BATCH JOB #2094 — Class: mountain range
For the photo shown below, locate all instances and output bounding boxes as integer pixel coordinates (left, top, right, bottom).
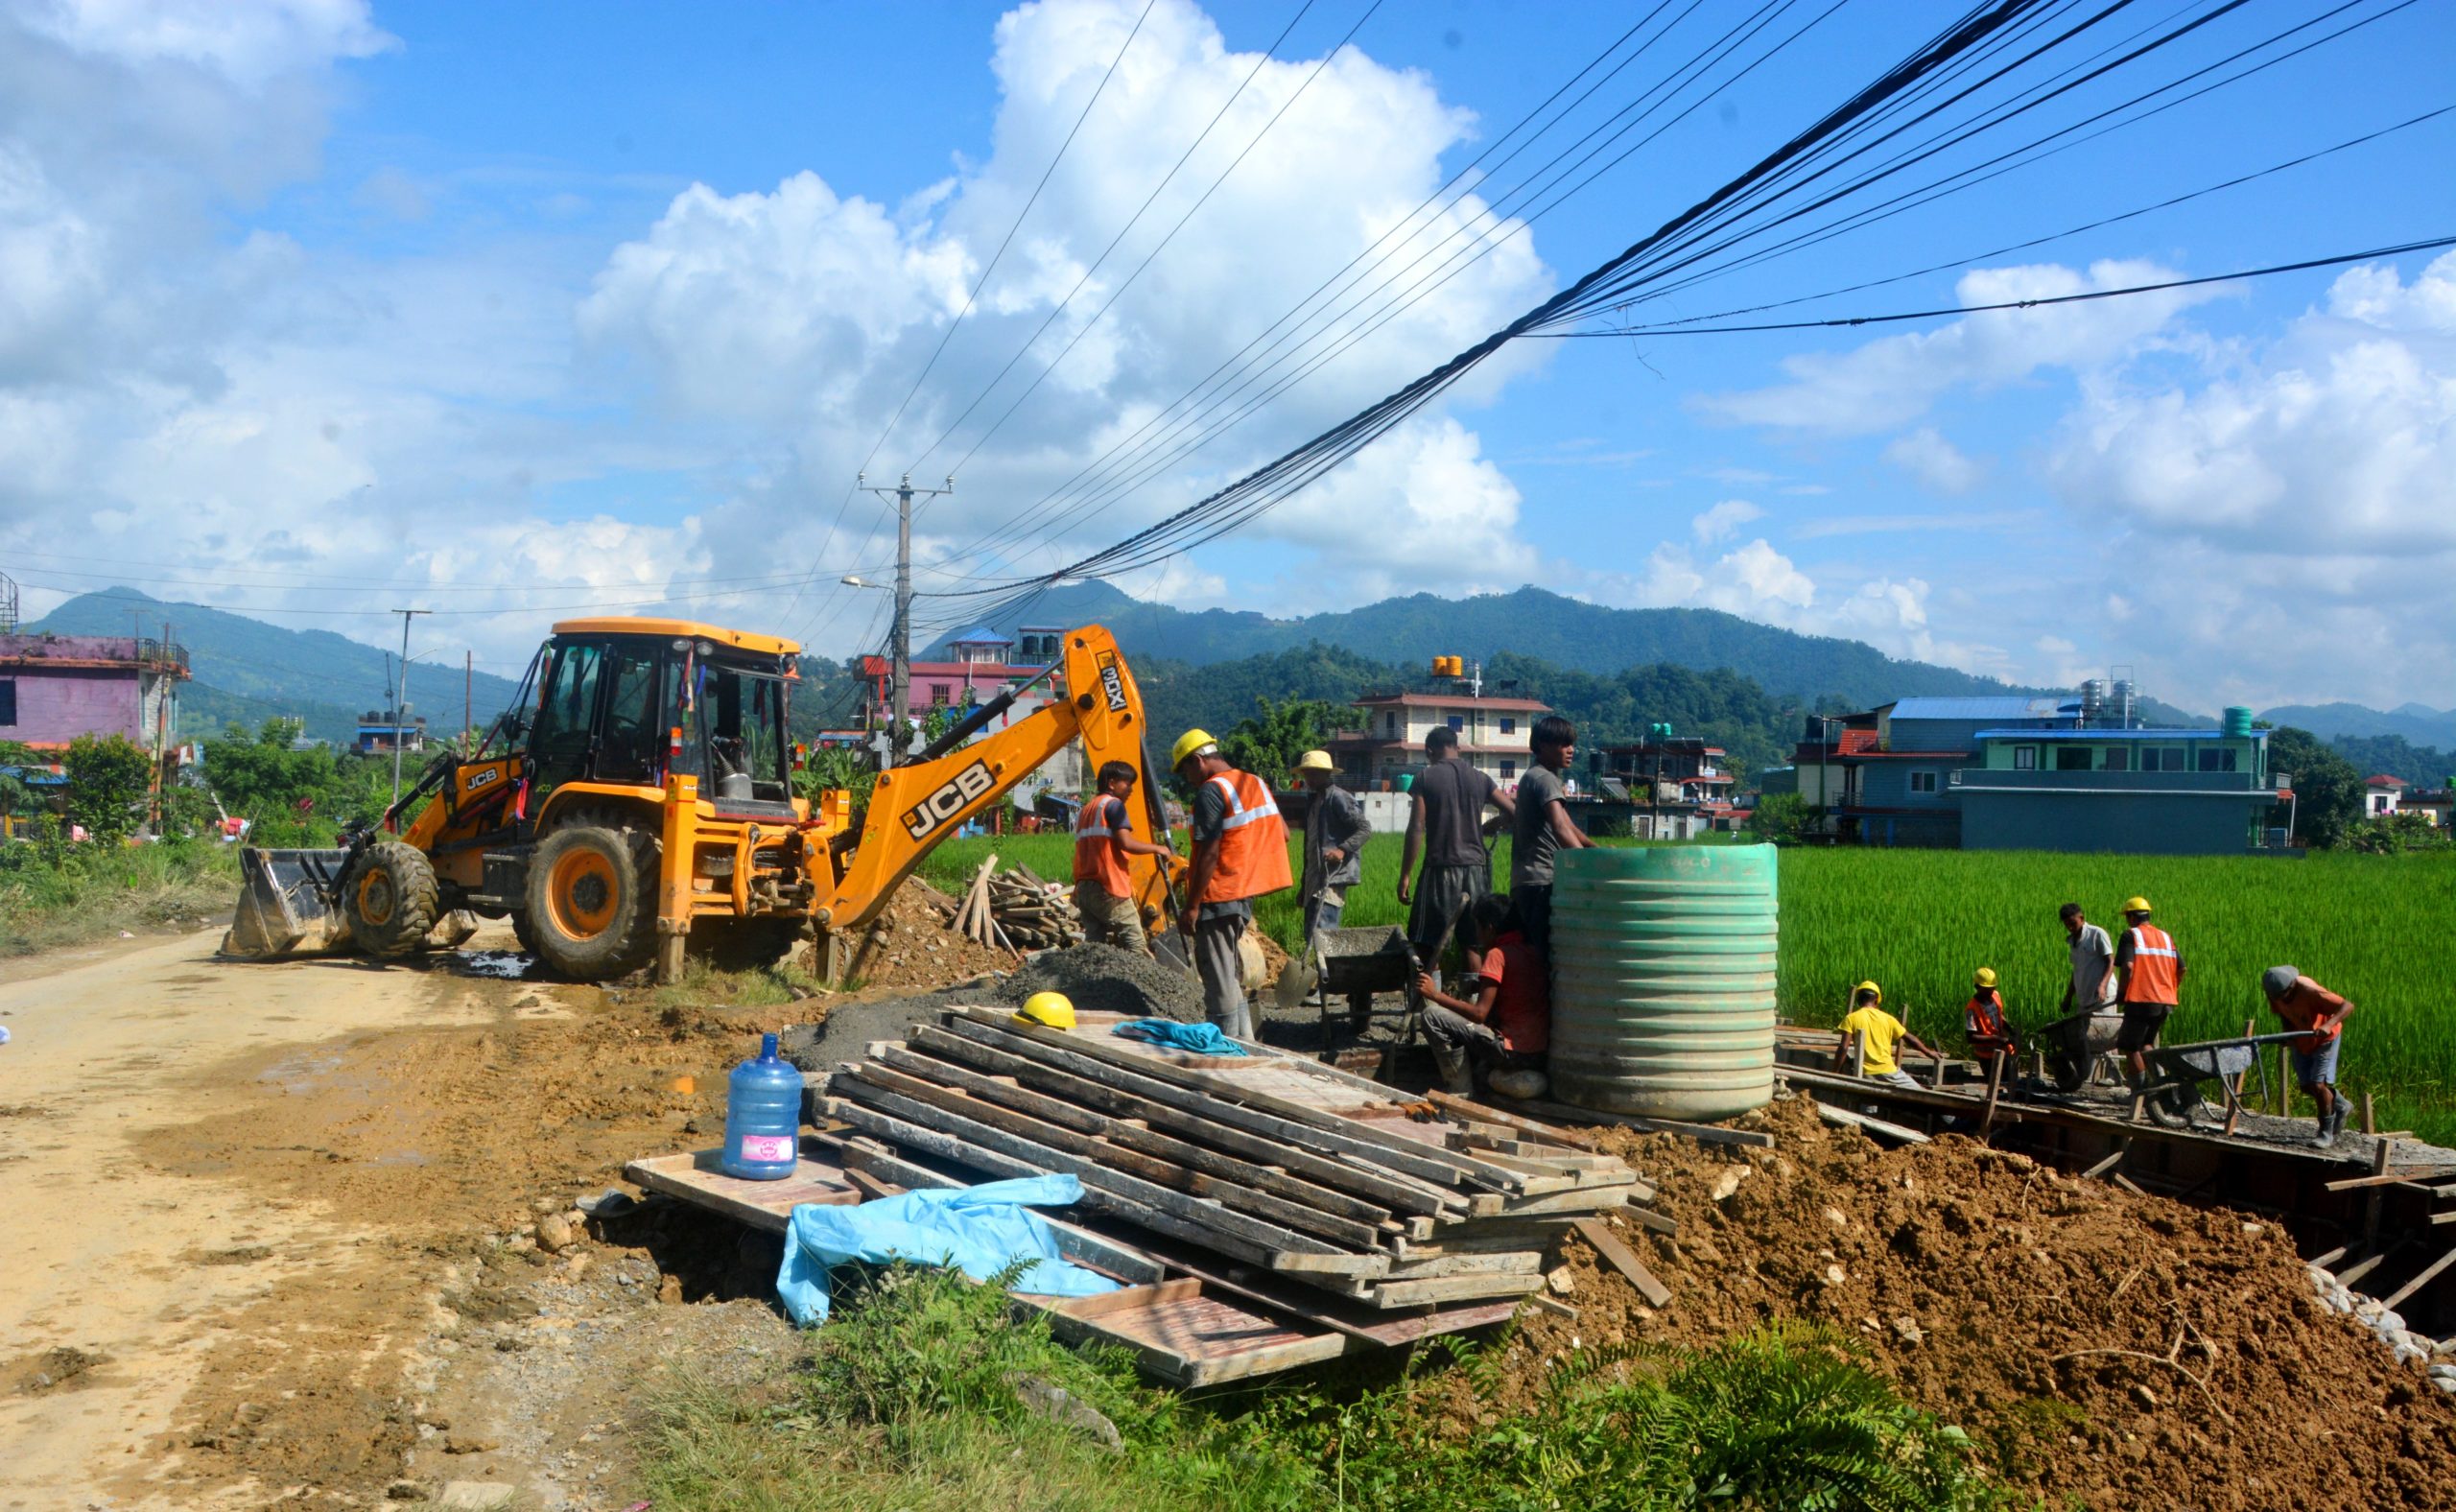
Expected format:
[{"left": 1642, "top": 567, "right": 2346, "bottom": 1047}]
[
  {"left": 2255, "top": 701, "right": 2456, "bottom": 749},
  {"left": 28, "top": 588, "right": 526, "bottom": 746}
]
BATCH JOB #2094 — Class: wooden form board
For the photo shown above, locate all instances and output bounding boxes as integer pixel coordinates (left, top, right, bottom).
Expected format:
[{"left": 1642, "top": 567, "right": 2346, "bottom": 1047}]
[{"left": 624, "top": 1140, "right": 1523, "bottom": 1387}]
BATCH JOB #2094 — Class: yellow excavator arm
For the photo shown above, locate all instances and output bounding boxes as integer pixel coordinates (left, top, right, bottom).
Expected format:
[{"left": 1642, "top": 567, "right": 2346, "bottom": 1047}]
[{"left": 809, "top": 623, "right": 1178, "bottom": 944}]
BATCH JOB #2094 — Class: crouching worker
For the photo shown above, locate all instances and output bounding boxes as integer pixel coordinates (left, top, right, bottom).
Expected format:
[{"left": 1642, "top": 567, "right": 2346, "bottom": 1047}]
[
  {"left": 1414, "top": 894, "right": 1548, "bottom": 1098},
  {"left": 1834, "top": 981, "right": 1941, "bottom": 1092},
  {"left": 1072, "top": 761, "right": 1175, "bottom": 955},
  {"left": 2263, "top": 965, "right": 2357, "bottom": 1149},
  {"left": 1965, "top": 967, "right": 2019, "bottom": 1077}
]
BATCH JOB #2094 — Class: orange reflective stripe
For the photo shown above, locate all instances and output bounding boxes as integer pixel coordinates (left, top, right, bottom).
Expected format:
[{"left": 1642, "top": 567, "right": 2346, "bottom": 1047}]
[{"left": 1196, "top": 769, "right": 1292, "bottom": 904}]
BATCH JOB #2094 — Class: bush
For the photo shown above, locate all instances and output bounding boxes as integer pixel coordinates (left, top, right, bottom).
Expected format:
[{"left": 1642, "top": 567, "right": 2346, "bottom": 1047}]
[
  {"left": 1750, "top": 791, "right": 1810, "bottom": 845},
  {"left": 62, "top": 733, "right": 155, "bottom": 844}
]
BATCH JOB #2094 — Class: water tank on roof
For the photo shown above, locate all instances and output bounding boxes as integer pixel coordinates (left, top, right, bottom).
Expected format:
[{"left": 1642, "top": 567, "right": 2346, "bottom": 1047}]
[
  {"left": 2112, "top": 679, "right": 2136, "bottom": 727},
  {"left": 2081, "top": 679, "right": 2104, "bottom": 724},
  {"left": 2221, "top": 705, "right": 2254, "bottom": 739},
  {"left": 1547, "top": 844, "right": 1778, "bottom": 1123}
]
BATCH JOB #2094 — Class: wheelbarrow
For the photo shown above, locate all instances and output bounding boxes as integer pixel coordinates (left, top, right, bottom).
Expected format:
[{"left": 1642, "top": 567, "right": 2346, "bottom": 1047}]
[
  {"left": 1277, "top": 925, "right": 1422, "bottom": 1061},
  {"left": 2035, "top": 1006, "right": 2127, "bottom": 1094},
  {"left": 2136, "top": 1029, "right": 2305, "bottom": 1129}
]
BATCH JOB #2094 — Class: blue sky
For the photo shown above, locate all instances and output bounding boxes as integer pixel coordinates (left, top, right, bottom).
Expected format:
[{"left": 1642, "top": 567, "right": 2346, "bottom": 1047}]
[{"left": 2, "top": 0, "right": 2451, "bottom": 709}]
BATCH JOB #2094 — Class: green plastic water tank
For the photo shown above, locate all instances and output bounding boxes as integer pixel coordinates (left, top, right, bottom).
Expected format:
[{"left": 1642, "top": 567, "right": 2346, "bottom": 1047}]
[
  {"left": 2221, "top": 705, "right": 2254, "bottom": 739},
  {"left": 1547, "top": 844, "right": 1778, "bottom": 1122}
]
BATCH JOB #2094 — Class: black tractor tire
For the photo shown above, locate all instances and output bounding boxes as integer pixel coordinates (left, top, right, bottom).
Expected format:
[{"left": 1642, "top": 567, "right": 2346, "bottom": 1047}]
[
  {"left": 2144, "top": 1082, "right": 2206, "bottom": 1130},
  {"left": 343, "top": 840, "right": 442, "bottom": 958},
  {"left": 510, "top": 910, "right": 545, "bottom": 960},
  {"left": 695, "top": 916, "right": 806, "bottom": 974},
  {"left": 524, "top": 824, "right": 660, "bottom": 982}
]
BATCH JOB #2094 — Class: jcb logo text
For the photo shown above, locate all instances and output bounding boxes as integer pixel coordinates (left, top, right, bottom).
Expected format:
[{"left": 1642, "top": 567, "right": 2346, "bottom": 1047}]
[{"left": 902, "top": 762, "right": 996, "bottom": 841}]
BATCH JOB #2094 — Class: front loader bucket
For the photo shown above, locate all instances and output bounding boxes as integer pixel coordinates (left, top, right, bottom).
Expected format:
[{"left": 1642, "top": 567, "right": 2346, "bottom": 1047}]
[{"left": 222, "top": 847, "right": 353, "bottom": 959}]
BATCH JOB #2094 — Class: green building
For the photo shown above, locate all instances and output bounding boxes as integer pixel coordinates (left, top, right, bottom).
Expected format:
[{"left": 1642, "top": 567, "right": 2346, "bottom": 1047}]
[{"left": 1955, "top": 721, "right": 2278, "bottom": 855}]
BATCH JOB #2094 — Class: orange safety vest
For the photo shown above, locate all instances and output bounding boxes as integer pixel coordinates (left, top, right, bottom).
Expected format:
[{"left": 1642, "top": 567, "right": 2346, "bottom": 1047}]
[
  {"left": 2121, "top": 923, "right": 2181, "bottom": 1005},
  {"left": 1965, "top": 992, "right": 2011, "bottom": 1045},
  {"left": 1195, "top": 769, "right": 1292, "bottom": 905},
  {"left": 1073, "top": 793, "right": 1133, "bottom": 895}
]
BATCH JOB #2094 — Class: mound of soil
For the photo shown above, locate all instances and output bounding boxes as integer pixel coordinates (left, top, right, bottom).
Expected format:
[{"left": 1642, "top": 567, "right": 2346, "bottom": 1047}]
[
  {"left": 840, "top": 881, "right": 1012, "bottom": 989},
  {"left": 997, "top": 942, "right": 1205, "bottom": 1022},
  {"left": 1449, "top": 1095, "right": 2456, "bottom": 1510}
]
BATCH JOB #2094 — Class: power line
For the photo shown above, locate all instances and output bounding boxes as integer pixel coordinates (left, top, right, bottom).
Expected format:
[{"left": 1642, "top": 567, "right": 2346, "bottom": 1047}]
[{"left": 1525, "top": 232, "right": 2456, "bottom": 337}]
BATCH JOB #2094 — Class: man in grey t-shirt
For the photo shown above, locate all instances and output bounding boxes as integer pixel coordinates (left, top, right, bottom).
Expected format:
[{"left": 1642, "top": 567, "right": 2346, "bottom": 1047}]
[
  {"left": 1399, "top": 726, "right": 1515, "bottom": 979},
  {"left": 2059, "top": 902, "right": 2116, "bottom": 1014},
  {"left": 1511, "top": 715, "right": 1592, "bottom": 963}
]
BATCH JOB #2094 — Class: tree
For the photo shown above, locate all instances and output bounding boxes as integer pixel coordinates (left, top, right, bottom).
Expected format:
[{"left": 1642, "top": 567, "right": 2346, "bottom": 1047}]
[
  {"left": 1748, "top": 791, "right": 1809, "bottom": 845},
  {"left": 62, "top": 733, "right": 155, "bottom": 844},
  {"left": 1217, "top": 697, "right": 1354, "bottom": 784},
  {"left": 2263, "top": 726, "right": 2363, "bottom": 848}
]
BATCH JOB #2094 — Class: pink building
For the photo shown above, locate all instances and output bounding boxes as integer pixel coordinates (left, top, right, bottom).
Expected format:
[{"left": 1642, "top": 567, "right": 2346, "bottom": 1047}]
[{"left": 0, "top": 633, "right": 191, "bottom": 753}]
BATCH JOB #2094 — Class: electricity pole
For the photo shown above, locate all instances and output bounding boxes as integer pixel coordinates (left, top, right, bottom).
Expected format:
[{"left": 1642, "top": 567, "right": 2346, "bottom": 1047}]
[
  {"left": 855, "top": 471, "right": 952, "bottom": 767},
  {"left": 390, "top": 608, "right": 430, "bottom": 815}
]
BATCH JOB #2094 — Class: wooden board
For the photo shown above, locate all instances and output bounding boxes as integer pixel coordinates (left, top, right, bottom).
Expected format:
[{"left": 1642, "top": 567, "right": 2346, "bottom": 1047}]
[
  {"left": 624, "top": 1150, "right": 859, "bottom": 1233},
  {"left": 1037, "top": 1282, "right": 1345, "bottom": 1387}
]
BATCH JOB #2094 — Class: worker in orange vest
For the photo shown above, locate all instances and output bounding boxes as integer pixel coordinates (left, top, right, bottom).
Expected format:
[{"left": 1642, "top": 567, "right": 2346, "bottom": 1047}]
[
  {"left": 1964, "top": 967, "right": 2019, "bottom": 1076},
  {"left": 1174, "top": 729, "right": 1291, "bottom": 1040},
  {"left": 1072, "top": 760, "right": 1175, "bottom": 956},
  {"left": 2112, "top": 895, "right": 2184, "bottom": 1094}
]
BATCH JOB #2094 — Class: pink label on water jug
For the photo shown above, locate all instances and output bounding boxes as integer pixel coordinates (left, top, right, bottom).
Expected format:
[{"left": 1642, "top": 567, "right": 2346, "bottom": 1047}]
[{"left": 737, "top": 1134, "right": 793, "bottom": 1164}]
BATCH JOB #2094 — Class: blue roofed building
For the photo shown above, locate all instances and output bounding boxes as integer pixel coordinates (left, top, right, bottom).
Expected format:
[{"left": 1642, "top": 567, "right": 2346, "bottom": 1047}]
[{"left": 1793, "top": 688, "right": 2286, "bottom": 854}]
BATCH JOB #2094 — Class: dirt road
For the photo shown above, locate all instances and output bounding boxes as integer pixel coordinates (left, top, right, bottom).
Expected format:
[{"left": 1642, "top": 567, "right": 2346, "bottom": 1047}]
[{"left": 0, "top": 925, "right": 804, "bottom": 1510}]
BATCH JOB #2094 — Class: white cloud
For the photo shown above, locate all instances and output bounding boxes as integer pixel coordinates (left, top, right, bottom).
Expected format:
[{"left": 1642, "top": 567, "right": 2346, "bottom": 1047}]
[
  {"left": 1689, "top": 498, "right": 1762, "bottom": 545},
  {"left": 1252, "top": 416, "right": 1536, "bottom": 596},
  {"left": 1703, "top": 259, "right": 2220, "bottom": 435},
  {"left": 18, "top": 0, "right": 392, "bottom": 86},
  {"left": 1882, "top": 426, "right": 1983, "bottom": 495}
]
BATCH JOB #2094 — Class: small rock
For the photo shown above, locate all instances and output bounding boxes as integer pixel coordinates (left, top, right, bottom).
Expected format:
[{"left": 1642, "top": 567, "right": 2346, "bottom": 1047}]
[
  {"left": 1822, "top": 1206, "right": 1849, "bottom": 1230},
  {"left": 1010, "top": 1374, "right": 1122, "bottom": 1453},
  {"left": 562, "top": 1251, "right": 593, "bottom": 1282},
  {"left": 657, "top": 1274, "right": 683, "bottom": 1306},
  {"left": 1710, "top": 1165, "right": 1751, "bottom": 1203},
  {"left": 535, "top": 1214, "right": 576, "bottom": 1253},
  {"left": 385, "top": 1480, "right": 428, "bottom": 1501},
  {"left": 2132, "top": 1384, "right": 2157, "bottom": 1409},
  {"left": 1547, "top": 1266, "right": 1576, "bottom": 1296},
  {"left": 1819, "top": 1264, "right": 1847, "bottom": 1288},
  {"left": 442, "top": 1433, "right": 499, "bottom": 1455},
  {"left": 436, "top": 1484, "right": 517, "bottom": 1511},
  {"left": 504, "top": 1235, "right": 535, "bottom": 1255},
  {"left": 1891, "top": 1315, "right": 1925, "bottom": 1346},
  {"left": 2242, "top": 1221, "right": 2266, "bottom": 1238},
  {"left": 531, "top": 1196, "right": 563, "bottom": 1216},
  {"left": 575, "top": 1189, "right": 636, "bottom": 1219}
]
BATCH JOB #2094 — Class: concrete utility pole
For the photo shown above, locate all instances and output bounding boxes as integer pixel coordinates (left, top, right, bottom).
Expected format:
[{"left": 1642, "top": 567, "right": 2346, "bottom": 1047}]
[
  {"left": 854, "top": 471, "right": 953, "bottom": 768},
  {"left": 390, "top": 608, "right": 430, "bottom": 816}
]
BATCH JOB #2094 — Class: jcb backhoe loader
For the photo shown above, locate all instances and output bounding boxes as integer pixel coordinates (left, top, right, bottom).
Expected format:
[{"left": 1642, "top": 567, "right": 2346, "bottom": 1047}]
[{"left": 224, "top": 619, "right": 1177, "bottom": 984}]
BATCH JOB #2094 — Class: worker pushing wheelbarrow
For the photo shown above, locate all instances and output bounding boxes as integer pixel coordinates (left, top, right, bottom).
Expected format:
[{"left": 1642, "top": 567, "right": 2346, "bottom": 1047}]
[{"left": 2034, "top": 1005, "right": 2127, "bottom": 1095}]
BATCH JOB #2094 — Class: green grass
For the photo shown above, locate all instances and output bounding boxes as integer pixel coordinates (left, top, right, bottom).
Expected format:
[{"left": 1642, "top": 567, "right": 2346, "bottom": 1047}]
[
  {"left": 920, "top": 834, "right": 2456, "bottom": 1139},
  {"left": 0, "top": 839, "right": 239, "bottom": 957},
  {"left": 636, "top": 1262, "right": 2008, "bottom": 1511}
]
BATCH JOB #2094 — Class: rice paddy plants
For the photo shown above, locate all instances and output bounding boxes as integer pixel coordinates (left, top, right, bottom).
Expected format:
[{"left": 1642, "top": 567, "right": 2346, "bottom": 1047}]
[{"left": 923, "top": 832, "right": 2454, "bottom": 1138}]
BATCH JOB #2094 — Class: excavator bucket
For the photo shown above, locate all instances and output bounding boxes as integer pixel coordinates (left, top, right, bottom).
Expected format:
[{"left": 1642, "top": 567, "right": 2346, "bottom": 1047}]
[{"left": 222, "top": 847, "right": 353, "bottom": 959}]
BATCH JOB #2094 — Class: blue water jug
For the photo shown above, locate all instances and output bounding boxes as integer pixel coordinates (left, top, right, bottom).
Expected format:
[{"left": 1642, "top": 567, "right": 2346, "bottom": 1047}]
[{"left": 720, "top": 1032, "right": 804, "bottom": 1180}]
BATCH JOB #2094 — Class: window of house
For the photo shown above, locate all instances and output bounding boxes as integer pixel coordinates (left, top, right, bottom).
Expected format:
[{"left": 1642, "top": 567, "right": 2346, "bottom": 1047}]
[
  {"left": 1500, "top": 759, "right": 1517, "bottom": 780},
  {"left": 1499, "top": 717, "right": 1516, "bottom": 735},
  {"left": 930, "top": 683, "right": 950, "bottom": 706},
  {"left": 0, "top": 678, "right": 13, "bottom": 727},
  {"left": 1384, "top": 711, "right": 1398, "bottom": 736},
  {"left": 2160, "top": 747, "right": 2186, "bottom": 771},
  {"left": 2013, "top": 745, "right": 2036, "bottom": 769},
  {"left": 1909, "top": 770, "right": 1939, "bottom": 793},
  {"left": 2103, "top": 746, "right": 2130, "bottom": 771},
  {"left": 2056, "top": 745, "right": 2092, "bottom": 771},
  {"left": 2198, "top": 747, "right": 2237, "bottom": 772}
]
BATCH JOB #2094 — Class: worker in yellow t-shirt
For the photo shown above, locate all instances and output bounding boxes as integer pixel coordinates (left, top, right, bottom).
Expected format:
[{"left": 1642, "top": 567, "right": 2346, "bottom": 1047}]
[{"left": 1832, "top": 981, "right": 1940, "bottom": 1092}]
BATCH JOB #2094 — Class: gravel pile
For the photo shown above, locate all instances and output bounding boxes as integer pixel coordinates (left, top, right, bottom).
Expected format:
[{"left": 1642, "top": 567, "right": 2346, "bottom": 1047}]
[{"left": 994, "top": 942, "right": 1204, "bottom": 1023}]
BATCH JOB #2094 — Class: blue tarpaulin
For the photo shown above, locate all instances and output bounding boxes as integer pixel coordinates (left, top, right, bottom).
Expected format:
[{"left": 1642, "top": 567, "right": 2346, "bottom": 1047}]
[
  {"left": 1110, "top": 1019, "right": 1247, "bottom": 1055},
  {"left": 774, "top": 1173, "right": 1120, "bottom": 1324}
]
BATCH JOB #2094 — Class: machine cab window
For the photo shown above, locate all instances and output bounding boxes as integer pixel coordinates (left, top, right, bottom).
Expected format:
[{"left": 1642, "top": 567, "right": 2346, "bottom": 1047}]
[{"left": 673, "top": 644, "right": 793, "bottom": 813}]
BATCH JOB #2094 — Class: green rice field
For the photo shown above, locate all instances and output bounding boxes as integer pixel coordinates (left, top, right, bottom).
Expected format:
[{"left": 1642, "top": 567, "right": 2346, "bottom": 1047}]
[{"left": 920, "top": 833, "right": 2455, "bottom": 1143}]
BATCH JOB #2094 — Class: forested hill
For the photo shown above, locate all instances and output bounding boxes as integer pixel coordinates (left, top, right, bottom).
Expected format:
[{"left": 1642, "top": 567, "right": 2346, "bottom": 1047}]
[
  {"left": 1132, "top": 642, "right": 1807, "bottom": 782},
  {"left": 938, "top": 581, "right": 2036, "bottom": 712}
]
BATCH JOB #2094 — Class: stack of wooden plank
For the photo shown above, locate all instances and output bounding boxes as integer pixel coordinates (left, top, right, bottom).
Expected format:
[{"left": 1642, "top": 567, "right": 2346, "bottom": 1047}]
[
  {"left": 820, "top": 1005, "right": 1662, "bottom": 1310},
  {"left": 942, "top": 858, "right": 1084, "bottom": 953}
]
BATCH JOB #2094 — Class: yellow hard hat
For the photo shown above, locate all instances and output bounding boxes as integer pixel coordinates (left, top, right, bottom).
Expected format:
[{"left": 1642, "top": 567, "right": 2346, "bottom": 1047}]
[
  {"left": 1013, "top": 991, "right": 1075, "bottom": 1031},
  {"left": 1293, "top": 748, "right": 1334, "bottom": 774},
  {"left": 2122, "top": 896, "right": 2152, "bottom": 915},
  {"left": 1974, "top": 967, "right": 1997, "bottom": 988},
  {"left": 1170, "top": 729, "right": 1217, "bottom": 769},
  {"left": 1854, "top": 980, "right": 1882, "bottom": 1002}
]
